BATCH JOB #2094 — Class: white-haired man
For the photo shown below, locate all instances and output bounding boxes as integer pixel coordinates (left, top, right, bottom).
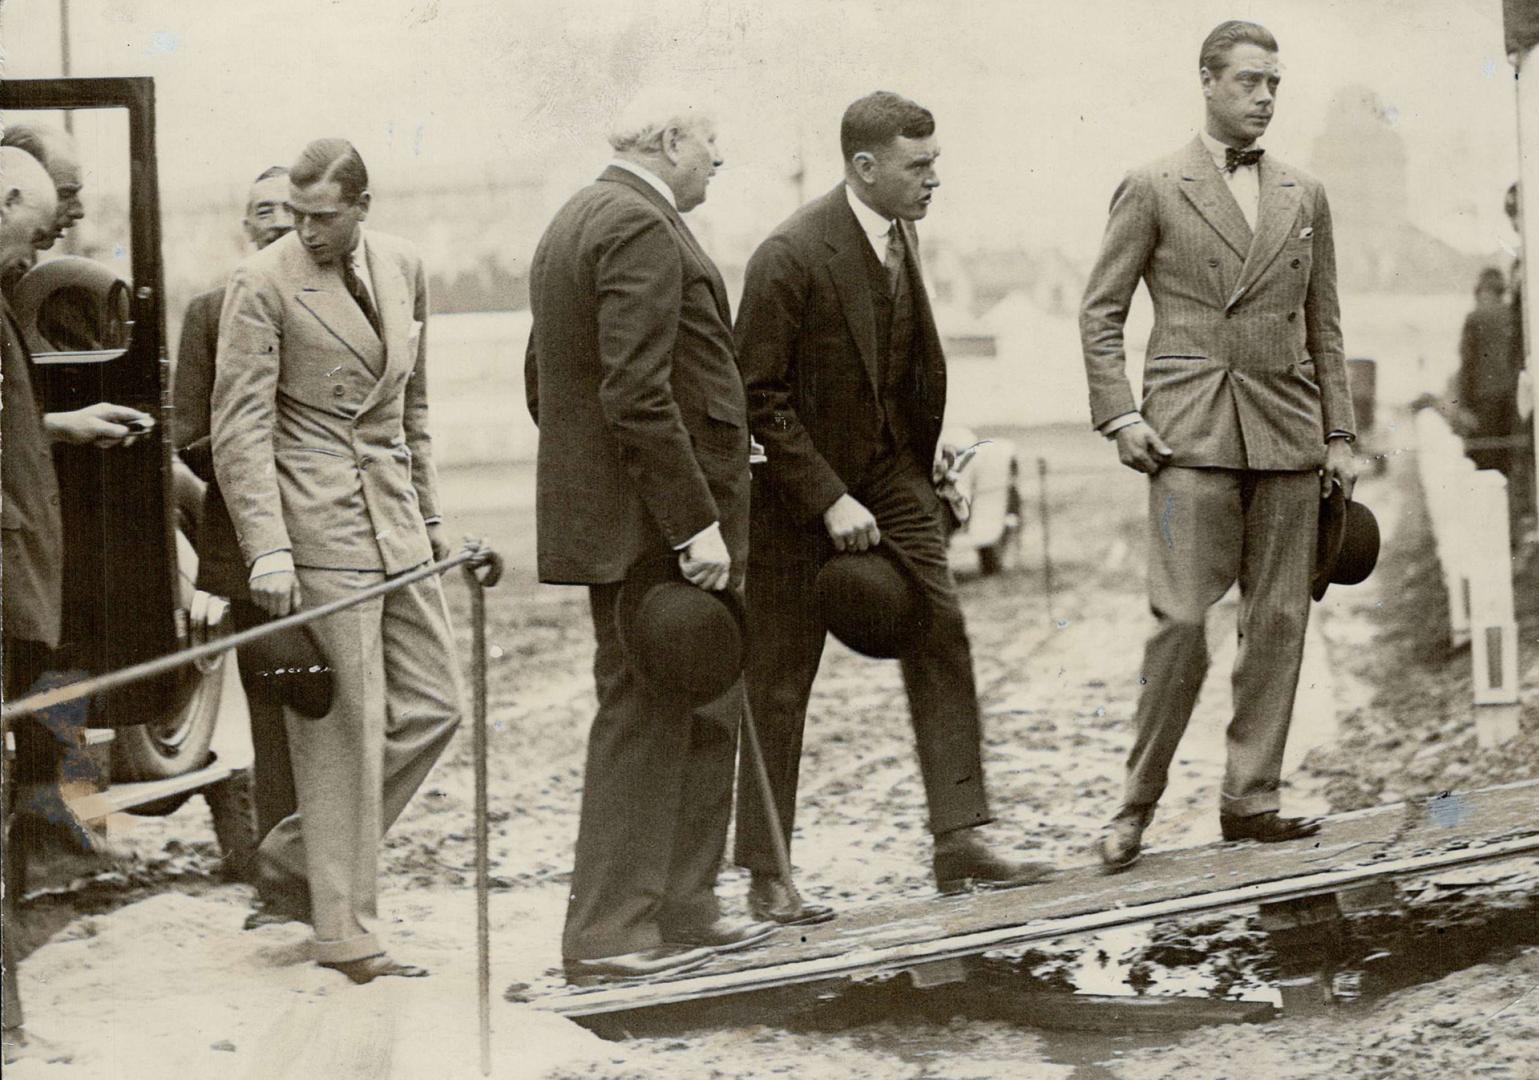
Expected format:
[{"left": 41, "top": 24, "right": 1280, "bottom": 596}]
[
  {"left": 1, "top": 124, "right": 85, "bottom": 248},
  {"left": 526, "top": 89, "right": 774, "bottom": 982}
]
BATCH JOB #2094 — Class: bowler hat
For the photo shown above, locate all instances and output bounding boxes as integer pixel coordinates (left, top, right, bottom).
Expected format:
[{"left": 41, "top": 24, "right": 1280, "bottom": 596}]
[
  {"left": 1313, "top": 485, "right": 1381, "bottom": 601},
  {"left": 236, "top": 622, "right": 333, "bottom": 719},
  {"left": 616, "top": 558, "right": 746, "bottom": 707},
  {"left": 814, "top": 547, "right": 927, "bottom": 659}
]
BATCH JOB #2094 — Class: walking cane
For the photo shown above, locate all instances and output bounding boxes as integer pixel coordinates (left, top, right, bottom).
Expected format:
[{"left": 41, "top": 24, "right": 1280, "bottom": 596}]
[
  {"left": 739, "top": 699, "right": 807, "bottom": 916},
  {"left": 462, "top": 544, "right": 501, "bottom": 1078}
]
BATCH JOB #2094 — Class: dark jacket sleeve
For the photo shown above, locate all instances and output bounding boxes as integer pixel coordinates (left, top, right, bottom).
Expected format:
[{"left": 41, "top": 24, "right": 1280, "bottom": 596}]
[
  {"left": 172, "top": 290, "right": 221, "bottom": 479},
  {"left": 735, "top": 234, "right": 847, "bottom": 522},
  {"left": 593, "top": 205, "right": 718, "bottom": 547}
]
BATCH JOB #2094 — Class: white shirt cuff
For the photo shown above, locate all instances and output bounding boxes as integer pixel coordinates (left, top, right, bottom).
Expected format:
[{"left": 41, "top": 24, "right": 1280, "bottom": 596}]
[
  {"left": 1099, "top": 412, "right": 1144, "bottom": 438},
  {"left": 249, "top": 550, "right": 295, "bottom": 581},
  {"left": 674, "top": 521, "right": 720, "bottom": 552}
]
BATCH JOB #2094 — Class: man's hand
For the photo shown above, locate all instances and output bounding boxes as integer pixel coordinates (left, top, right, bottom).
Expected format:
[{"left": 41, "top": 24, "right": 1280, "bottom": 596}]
[
  {"left": 823, "top": 493, "right": 881, "bottom": 552},
  {"left": 1322, "top": 438, "right": 1358, "bottom": 500},
  {"left": 1114, "top": 421, "right": 1174, "bottom": 475},
  {"left": 426, "top": 522, "right": 452, "bottom": 563},
  {"left": 679, "top": 522, "right": 731, "bottom": 591},
  {"left": 461, "top": 536, "right": 504, "bottom": 588},
  {"left": 46, "top": 402, "right": 154, "bottom": 448},
  {"left": 250, "top": 570, "right": 302, "bottom": 618}
]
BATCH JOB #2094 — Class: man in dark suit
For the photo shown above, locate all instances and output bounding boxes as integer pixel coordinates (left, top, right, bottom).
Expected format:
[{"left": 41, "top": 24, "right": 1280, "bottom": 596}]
[
  {"left": 173, "top": 165, "right": 296, "bottom": 854},
  {"left": 525, "top": 89, "right": 775, "bottom": 981},
  {"left": 1079, "top": 20, "right": 1357, "bottom": 872},
  {"left": 2, "top": 145, "right": 149, "bottom": 1065},
  {"left": 734, "top": 91, "right": 1053, "bottom": 925},
  {"left": 212, "top": 139, "right": 463, "bottom": 983}
]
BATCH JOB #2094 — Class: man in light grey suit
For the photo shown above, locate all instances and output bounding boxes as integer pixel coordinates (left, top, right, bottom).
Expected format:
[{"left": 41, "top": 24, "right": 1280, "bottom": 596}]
[
  {"left": 212, "top": 138, "right": 461, "bottom": 981},
  {"left": 1080, "top": 19, "right": 1358, "bottom": 872}
]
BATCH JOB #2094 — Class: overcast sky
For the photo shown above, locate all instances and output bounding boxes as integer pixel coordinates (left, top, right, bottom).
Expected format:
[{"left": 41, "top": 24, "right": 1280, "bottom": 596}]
[{"left": 2, "top": 0, "right": 1520, "bottom": 253}]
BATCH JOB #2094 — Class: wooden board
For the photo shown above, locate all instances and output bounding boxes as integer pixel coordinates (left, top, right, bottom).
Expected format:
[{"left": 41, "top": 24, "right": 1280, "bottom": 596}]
[{"left": 524, "top": 780, "right": 1539, "bottom": 1018}]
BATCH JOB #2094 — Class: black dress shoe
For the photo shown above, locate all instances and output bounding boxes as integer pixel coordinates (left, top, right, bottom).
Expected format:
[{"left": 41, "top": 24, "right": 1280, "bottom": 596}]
[
  {"left": 563, "top": 945, "right": 714, "bottom": 985},
  {"left": 319, "top": 954, "right": 430, "bottom": 985},
  {"left": 933, "top": 829, "right": 1055, "bottom": 894},
  {"left": 246, "top": 863, "right": 311, "bottom": 929},
  {"left": 1099, "top": 803, "right": 1154, "bottom": 874},
  {"left": 747, "top": 874, "right": 836, "bottom": 926},
  {"left": 664, "top": 915, "right": 778, "bottom": 953},
  {"left": 1220, "top": 811, "right": 1322, "bottom": 843}
]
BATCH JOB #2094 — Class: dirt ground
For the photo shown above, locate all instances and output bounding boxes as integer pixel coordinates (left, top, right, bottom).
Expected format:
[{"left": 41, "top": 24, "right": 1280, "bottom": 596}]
[{"left": 6, "top": 420, "right": 1538, "bottom": 1078}]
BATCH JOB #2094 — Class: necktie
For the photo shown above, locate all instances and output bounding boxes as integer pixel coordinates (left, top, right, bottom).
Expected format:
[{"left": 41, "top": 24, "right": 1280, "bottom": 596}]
[
  {"left": 883, "top": 223, "right": 905, "bottom": 296},
  {"left": 341, "top": 258, "right": 382, "bottom": 339},
  {"left": 1223, "top": 145, "right": 1265, "bottom": 175}
]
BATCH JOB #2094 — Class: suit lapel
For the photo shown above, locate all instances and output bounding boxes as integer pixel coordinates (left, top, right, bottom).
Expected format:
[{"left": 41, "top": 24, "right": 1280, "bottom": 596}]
[
  {"left": 822, "top": 187, "right": 881, "bottom": 397},
  {"left": 1229, "top": 156, "right": 1303, "bottom": 309},
  {"left": 356, "top": 242, "right": 413, "bottom": 415},
  {"left": 1176, "top": 136, "right": 1252, "bottom": 261},
  {"left": 291, "top": 249, "right": 385, "bottom": 376}
]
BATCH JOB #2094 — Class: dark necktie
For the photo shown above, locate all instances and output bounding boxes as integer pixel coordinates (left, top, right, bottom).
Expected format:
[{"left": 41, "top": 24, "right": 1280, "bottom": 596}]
[
  {"left": 1224, "top": 145, "right": 1265, "bottom": 175},
  {"left": 883, "top": 223, "right": 905, "bottom": 296},
  {"left": 341, "top": 259, "right": 382, "bottom": 339}
]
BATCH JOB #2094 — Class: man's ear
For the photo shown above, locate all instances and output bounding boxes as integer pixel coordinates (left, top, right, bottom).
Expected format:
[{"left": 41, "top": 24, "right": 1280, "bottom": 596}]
[
  {"left": 354, "top": 190, "right": 372, "bottom": 219},
  {"left": 2, "top": 185, "right": 22, "bottom": 212},
  {"left": 850, "top": 151, "right": 877, "bottom": 185},
  {"left": 1199, "top": 66, "right": 1215, "bottom": 98},
  {"left": 661, "top": 124, "right": 684, "bottom": 165}
]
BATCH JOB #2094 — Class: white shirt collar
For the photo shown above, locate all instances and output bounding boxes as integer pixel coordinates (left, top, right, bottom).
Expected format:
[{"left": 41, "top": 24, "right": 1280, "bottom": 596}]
[
  {"left": 845, "top": 184, "right": 895, "bottom": 258},
  {"left": 609, "top": 158, "right": 676, "bottom": 210},
  {"left": 1199, "top": 128, "right": 1261, "bottom": 173},
  {"left": 346, "top": 231, "right": 374, "bottom": 300}
]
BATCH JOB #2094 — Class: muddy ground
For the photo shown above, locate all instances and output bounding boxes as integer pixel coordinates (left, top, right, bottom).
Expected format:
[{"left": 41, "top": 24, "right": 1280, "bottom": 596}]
[{"left": 6, "top": 419, "right": 1538, "bottom": 1078}]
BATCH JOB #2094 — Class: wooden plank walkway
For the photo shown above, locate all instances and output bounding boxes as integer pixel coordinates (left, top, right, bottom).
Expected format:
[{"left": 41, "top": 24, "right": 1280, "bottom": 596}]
[{"left": 525, "top": 780, "right": 1539, "bottom": 1018}]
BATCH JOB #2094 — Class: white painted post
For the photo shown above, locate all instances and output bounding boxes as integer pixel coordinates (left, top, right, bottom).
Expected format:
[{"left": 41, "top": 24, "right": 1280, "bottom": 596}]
[
  {"left": 1416, "top": 410, "right": 1472, "bottom": 647},
  {"left": 1468, "top": 471, "right": 1522, "bottom": 747}
]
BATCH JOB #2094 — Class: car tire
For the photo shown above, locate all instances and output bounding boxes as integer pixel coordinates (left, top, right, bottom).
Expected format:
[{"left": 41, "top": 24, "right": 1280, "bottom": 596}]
[
  {"left": 205, "top": 769, "right": 259, "bottom": 883},
  {"left": 979, "top": 481, "right": 1024, "bottom": 576},
  {"left": 111, "top": 529, "right": 225, "bottom": 782}
]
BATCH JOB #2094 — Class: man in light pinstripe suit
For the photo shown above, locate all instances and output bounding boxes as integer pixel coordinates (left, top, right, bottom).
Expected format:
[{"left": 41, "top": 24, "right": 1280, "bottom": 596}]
[{"left": 1080, "top": 19, "right": 1358, "bottom": 872}]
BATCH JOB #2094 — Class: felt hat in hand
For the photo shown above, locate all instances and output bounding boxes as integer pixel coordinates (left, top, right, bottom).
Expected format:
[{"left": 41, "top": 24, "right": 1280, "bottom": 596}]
[
  {"left": 1313, "top": 483, "right": 1381, "bottom": 601},
  {"left": 616, "top": 558, "right": 746, "bottom": 707},
  {"left": 814, "top": 546, "right": 928, "bottom": 659},
  {"left": 237, "top": 623, "right": 334, "bottom": 719}
]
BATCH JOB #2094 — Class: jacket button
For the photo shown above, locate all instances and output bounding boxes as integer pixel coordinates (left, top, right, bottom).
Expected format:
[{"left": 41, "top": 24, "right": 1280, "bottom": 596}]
[
  {"left": 1287, "top": 311, "right": 1298, "bottom": 322},
  {"left": 1207, "top": 257, "right": 1219, "bottom": 268},
  {"left": 1291, "top": 258, "right": 1302, "bottom": 268},
  {"left": 333, "top": 385, "right": 345, "bottom": 397}
]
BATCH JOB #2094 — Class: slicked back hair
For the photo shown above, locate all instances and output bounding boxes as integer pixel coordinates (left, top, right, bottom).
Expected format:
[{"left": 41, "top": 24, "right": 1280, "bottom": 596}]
[
  {"left": 289, "top": 138, "right": 368, "bottom": 203},
  {"left": 1199, "top": 20, "right": 1278, "bottom": 74},
  {"left": 1, "top": 122, "right": 60, "bottom": 168},
  {"left": 840, "top": 91, "right": 934, "bottom": 163}
]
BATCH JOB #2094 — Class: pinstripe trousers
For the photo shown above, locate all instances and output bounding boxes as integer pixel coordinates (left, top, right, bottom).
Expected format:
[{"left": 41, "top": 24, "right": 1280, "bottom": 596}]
[{"left": 1123, "top": 466, "right": 1319, "bottom": 817}]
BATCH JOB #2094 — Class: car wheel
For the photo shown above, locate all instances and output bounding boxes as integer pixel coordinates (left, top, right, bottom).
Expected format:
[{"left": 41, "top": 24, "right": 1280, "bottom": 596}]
[
  {"left": 979, "top": 481, "right": 1024, "bottom": 576},
  {"left": 111, "top": 529, "right": 225, "bottom": 782}
]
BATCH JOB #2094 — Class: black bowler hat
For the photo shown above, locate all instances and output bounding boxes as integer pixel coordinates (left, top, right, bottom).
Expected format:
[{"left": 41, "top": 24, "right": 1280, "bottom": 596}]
[
  {"left": 237, "top": 624, "right": 333, "bottom": 719},
  {"left": 1313, "top": 485, "right": 1381, "bottom": 601},
  {"left": 616, "top": 558, "right": 746, "bottom": 707},
  {"left": 814, "top": 547, "right": 928, "bottom": 659}
]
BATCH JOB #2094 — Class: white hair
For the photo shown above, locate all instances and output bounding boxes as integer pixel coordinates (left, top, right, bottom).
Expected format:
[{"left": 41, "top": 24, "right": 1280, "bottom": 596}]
[
  {"left": 607, "top": 85, "right": 711, "bottom": 154},
  {"left": 0, "top": 146, "right": 58, "bottom": 216}
]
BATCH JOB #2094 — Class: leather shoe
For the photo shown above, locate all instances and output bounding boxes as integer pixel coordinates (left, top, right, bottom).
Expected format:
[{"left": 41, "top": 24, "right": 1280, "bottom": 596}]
[
  {"left": 563, "top": 945, "right": 714, "bottom": 985},
  {"left": 319, "top": 954, "right": 429, "bottom": 984},
  {"left": 1099, "top": 803, "right": 1154, "bottom": 874},
  {"left": 664, "top": 915, "right": 778, "bottom": 954},
  {"left": 747, "top": 874, "right": 836, "bottom": 926},
  {"left": 933, "top": 829, "right": 1055, "bottom": 894},
  {"left": 1220, "top": 811, "right": 1322, "bottom": 843}
]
